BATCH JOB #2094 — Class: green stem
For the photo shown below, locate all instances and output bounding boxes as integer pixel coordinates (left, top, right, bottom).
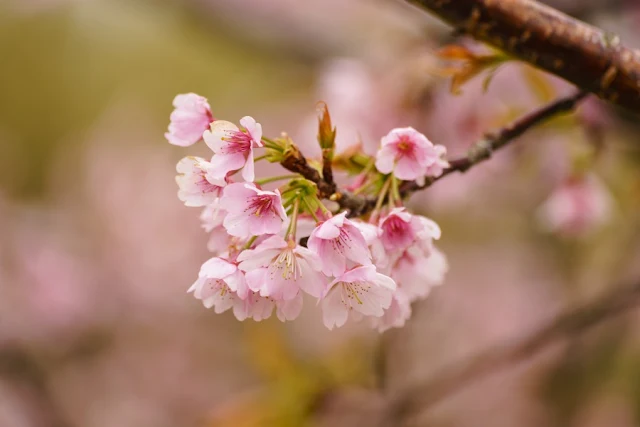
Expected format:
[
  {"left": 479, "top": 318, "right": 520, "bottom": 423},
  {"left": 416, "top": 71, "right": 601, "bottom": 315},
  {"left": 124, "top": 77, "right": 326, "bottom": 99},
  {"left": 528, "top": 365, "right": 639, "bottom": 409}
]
[
  {"left": 316, "top": 199, "right": 332, "bottom": 219},
  {"left": 255, "top": 174, "right": 300, "bottom": 186},
  {"left": 243, "top": 235, "right": 258, "bottom": 250},
  {"left": 285, "top": 198, "right": 300, "bottom": 240},
  {"left": 374, "top": 176, "right": 392, "bottom": 216},
  {"left": 254, "top": 154, "right": 268, "bottom": 162},
  {"left": 391, "top": 175, "right": 401, "bottom": 204},
  {"left": 302, "top": 197, "right": 321, "bottom": 223}
]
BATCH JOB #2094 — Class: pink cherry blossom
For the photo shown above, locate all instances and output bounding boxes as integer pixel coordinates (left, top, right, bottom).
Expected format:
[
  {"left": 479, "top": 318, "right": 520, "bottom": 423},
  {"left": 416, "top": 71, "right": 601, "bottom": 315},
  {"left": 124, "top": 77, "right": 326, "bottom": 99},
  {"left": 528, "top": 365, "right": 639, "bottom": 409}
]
[
  {"left": 275, "top": 292, "right": 304, "bottom": 322},
  {"left": 175, "top": 156, "right": 227, "bottom": 207},
  {"left": 200, "top": 204, "right": 231, "bottom": 254},
  {"left": 233, "top": 291, "right": 275, "bottom": 321},
  {"left": 352, "top": 220, "right": 388, "bottom": 272},
  {"left": 165, "top": 93, "right": 214, "bottom": 147},
  {"left": 237, "top": 235, "right": 325, "bottom": 300},
  {"left": 220, "top": 183, "right": 287, "bottom": 238},
  {"left": 392, "top": 245, "right": 448, "bottom": 301},
  {"left": 204, "top": 116, "right": 263, "bottom": 182},
  {"left": 321, "top": 265, "right": 396, "bottom": 330},
  {"left": 188, "top": 256, "right": 248, "bottom": 312},
  {"left": 307, "top": 212, "right": 372, "bottom": 277},
  {"left": 424, "top": 144, "right": 450, "bottom": 178},
  {"left": 538, "top": 174, "right": 613, "bottom": 236},
  {"left": 375, "top": 127, "right": 439, "bottom": 181},
  {"left": 371, "top": 289, "right": 412, "bottom": 333}
]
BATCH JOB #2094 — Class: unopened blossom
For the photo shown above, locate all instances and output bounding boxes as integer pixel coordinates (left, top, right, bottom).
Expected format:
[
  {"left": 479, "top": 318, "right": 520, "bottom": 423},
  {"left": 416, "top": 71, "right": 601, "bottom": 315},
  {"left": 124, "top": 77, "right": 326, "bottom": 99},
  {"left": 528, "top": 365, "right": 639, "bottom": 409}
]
[
  {"left": 204, "top": 116, "right": 263, "bottom": 182},
  {"left": 375, "top": 127, "right": 440, "bottom": 182},
  {"left": 165, "top": 93, "right": 214, "bottom": 147},
  {"left": 200, "top": 204, "right": 230, "bottom": 254},
  {"left": 307, "top": 212, "right": 372, "bottom": 277},
  {"left": 392, "top": 245, "right": 448, "bottom": 301},
  {"left": 538, "top": 174, "right": 613, "bottom": 236},
  {"left": 176, "top": 156, "right": 227, "bottom": 207},
  {"left": 321, "top": 265, "right": 396, "bottom": 330},
  {"left": 372, "top": 289, "right": 412, "bottom": 333},
  {"left": 221, "top": 183, "right": 287, "bottom": 238},
  {"left": 188, "top": 256, "right": 248, "bottom": 312},
  {"left": 238, "top": 235, "right": 325, "bottom": 300}
]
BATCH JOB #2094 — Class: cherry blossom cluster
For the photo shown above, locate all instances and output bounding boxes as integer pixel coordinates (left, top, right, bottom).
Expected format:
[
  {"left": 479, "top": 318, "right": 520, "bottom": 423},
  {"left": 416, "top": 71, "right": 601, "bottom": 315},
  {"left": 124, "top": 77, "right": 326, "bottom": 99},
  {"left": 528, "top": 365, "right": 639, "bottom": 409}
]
[{"left": 166, "top": 93, "right": 449, "bottom": 331}]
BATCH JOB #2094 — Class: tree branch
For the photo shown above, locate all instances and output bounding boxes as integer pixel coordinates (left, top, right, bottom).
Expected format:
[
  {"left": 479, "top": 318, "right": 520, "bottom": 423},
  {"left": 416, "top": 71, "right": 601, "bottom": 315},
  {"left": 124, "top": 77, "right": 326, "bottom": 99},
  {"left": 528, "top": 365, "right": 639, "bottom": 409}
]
[
  {"left": 400, "top": 90, "right": 589, "bottom": 195},
  {"left": 383, "top": 280, "right": 640, "bottom": 424},
  {"left": 405, "top": 0, "right": 640, "bottom": 111}
]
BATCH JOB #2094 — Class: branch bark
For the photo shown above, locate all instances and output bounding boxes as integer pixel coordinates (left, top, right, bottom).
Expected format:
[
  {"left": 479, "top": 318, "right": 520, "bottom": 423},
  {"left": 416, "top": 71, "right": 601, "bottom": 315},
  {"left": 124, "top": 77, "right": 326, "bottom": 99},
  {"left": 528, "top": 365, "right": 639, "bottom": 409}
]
[
  {"left": 405, "top": 0, "right": 640, "bottom": 111},
  {"left": 383, "top": 280, "right": 640, "bottom": 424}
]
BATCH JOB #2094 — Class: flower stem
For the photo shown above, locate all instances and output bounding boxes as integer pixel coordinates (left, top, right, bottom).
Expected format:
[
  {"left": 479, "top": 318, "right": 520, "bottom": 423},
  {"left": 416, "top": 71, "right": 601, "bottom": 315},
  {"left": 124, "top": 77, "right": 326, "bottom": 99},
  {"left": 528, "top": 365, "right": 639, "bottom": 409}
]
[
  {"left": 316, "top": 198, "right": 332, "bottom": 219},
  {"left": 374, "top": 176, "right": 392, "bottom": 217},
  {"left": 285, "top": 198, "right": 300, "bottom": 240},
  {"left": 391, "top": 175, "right": 401, "bottom": 205},
  {"left": 302, "top": 197, "right": 321, "bottom": 223},
  {"left": 254, "top": 154, "right": 268, "bottom": 162},
  {"left": 243, "top": 235, "right": 258, "bottom": 250},
  {"left": 255, "top": 174, "right": 300, "bottom": 186}
]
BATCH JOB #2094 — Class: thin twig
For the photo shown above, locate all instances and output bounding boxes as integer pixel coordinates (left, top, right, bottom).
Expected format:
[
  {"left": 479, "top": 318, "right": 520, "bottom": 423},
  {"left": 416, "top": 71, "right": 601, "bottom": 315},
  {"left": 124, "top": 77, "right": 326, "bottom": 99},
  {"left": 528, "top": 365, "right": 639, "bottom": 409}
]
[
  {"left": 382, "top": 280, "right": 640, "bottom": 424},
  {"left": 401, "top": 90, "right": 589, "bottom": 194},
  {"left": 405, "top": 0, "right": 640, "bottom": 111}
]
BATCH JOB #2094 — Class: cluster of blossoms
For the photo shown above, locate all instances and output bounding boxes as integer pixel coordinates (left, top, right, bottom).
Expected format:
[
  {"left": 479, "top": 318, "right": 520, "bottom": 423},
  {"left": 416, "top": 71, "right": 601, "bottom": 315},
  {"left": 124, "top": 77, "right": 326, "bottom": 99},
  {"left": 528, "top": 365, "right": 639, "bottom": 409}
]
[{"left": 166, "top": 93, "right": 449, "bottom": 331}]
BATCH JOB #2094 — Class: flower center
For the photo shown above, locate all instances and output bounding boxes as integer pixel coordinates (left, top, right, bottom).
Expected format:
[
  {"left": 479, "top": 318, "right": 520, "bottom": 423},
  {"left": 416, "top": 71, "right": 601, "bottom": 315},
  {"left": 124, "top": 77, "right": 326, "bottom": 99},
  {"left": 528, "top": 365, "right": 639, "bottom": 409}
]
[
  {"left": 340, "top": 281, "right": 369, "bottom": 307},
  {"left": 269, "top": 249, "right": 302, "bottom": 280},
  {"left": 222, "top": 130, "right": 253, "bottom": 154},
  {"left": 247, "top": 195, "right": 274, "bottom": 217}
]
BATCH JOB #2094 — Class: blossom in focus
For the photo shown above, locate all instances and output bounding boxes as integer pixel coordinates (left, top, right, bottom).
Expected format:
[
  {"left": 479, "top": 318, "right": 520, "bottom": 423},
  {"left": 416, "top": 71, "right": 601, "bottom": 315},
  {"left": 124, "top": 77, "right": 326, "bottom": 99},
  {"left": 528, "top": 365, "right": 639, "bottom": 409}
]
[
  {"left": 188, "top": 256, "right": 248, "bottom": 312},
  {"left": 375, "top": 127, "right": 442, "bottom": 182},
  {"left": 237, "top": 235, "right": 325, "bottom": 300},
  {"left": 165, "top": 93, "right": 214, "bottom": 147},
  {"left": 176, "top": 156, "right": 227, "bottom": 207},
  {"left": 220, "top": 183, "right": 287, "bottom": 238},
  {"left": 307, "top": 212, "right": 372, "bottom": 277},
  {"left": 204, "top": 116, "right": 263, "bottom": 182},
  {"left": 537, "top": 174, "right": 613, "bottom": 236},
  {"left": 321, "top": 265, "right": 396, "bottom": 330}
]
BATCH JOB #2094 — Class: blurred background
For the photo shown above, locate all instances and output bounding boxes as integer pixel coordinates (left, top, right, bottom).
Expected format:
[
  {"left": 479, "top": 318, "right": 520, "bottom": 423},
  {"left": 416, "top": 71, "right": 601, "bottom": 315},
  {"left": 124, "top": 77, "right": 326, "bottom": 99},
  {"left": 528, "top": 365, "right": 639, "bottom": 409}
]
[{"left": 2, "top": 0, "right": 640, "bottom": 426}]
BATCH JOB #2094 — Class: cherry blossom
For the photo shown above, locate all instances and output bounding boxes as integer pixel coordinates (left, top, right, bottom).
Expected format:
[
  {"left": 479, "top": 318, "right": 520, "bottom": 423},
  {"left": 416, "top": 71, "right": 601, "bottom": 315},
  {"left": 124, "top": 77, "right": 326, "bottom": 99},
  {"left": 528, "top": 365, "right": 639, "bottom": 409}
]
[
  {"left": 424, "top": 144, "right": 450, "bottom": 178},
  {"left": 165, "top": 93, "right": 214, "bottom": 147},
  {"left": 175, "top": 156, "right": 227, "bottom": 207},
  {"left": 204, "top": 116, "right": 263, "bottom": 182},
  {"left": 321, "top": 265, "right": 396, "bottom": 330},
  {"left": 233, "top": 291, "right": 275, "bottom": 321},
  {"left": 237, "top": 235, "right": 325, "bottom": 300},
  {"left": 375, "top": 127, "right": 440, "bottom": 182},
  {"left": 538, "top": 174, "right": 612, "bottom": 236},
  {"left": 392, "top": 245, "right": 448, "bottom": 301},
  {"left": 371, "top": 289, "right": 412, "bottom": 333},
  {"left": 307, "top": 212, "right": 372, "bottom": 277},
  {"left": 199, "top": 204, "right": 231, "bottom": 254},
  {"left": 188, "top": 256, "right": 248, "bottom": 312},
  {"left": 220, "top": 183, "right": 287, "bottom": 238}
]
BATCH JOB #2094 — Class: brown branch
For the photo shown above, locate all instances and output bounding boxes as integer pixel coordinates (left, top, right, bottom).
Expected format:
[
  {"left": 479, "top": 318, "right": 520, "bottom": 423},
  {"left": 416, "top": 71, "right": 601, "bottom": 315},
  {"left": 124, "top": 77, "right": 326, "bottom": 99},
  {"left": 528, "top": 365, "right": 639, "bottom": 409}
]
[
  {"left": 405, "top": 0, "right": 640, "bottom": 111},
  {"left": 319, "top": 90, "right": 587, "bottom": 218},
  {"left": 401, "top": 90, "right": 589, "bottom": 194},
  {"left": 383, "top": 280, "right": 640, "bottom": 424}
]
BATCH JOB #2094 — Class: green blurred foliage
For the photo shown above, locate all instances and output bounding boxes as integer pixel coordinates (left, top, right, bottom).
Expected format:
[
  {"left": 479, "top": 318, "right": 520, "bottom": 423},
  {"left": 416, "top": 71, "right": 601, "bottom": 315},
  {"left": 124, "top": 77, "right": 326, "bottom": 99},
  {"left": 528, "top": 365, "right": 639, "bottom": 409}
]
[{"left": 0, "top": 0, "right": 312, "bottom": 198}]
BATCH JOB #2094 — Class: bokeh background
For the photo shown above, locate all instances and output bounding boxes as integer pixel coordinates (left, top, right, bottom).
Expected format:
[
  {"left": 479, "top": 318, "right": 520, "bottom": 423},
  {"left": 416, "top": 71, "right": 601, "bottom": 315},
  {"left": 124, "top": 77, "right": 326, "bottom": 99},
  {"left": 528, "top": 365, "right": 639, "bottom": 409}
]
[{"left": 2, "top": 0, "right": 640, "bottom": 426}]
